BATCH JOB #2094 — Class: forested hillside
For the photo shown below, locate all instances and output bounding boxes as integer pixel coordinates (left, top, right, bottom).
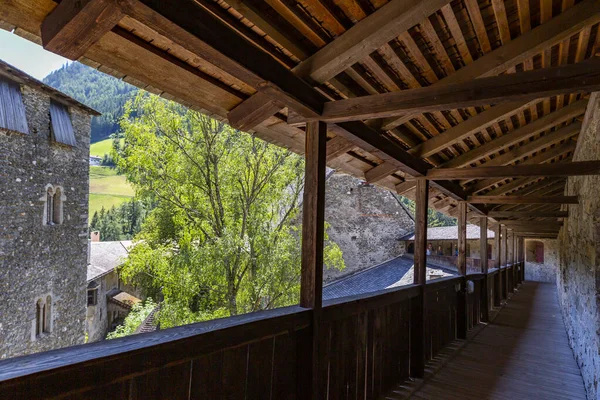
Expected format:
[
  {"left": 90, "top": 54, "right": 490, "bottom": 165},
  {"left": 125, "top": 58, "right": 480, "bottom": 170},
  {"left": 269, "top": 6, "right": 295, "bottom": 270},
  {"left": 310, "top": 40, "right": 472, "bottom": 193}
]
[{"left": 43, "top": 62, "right": 139, "bottom": 142}]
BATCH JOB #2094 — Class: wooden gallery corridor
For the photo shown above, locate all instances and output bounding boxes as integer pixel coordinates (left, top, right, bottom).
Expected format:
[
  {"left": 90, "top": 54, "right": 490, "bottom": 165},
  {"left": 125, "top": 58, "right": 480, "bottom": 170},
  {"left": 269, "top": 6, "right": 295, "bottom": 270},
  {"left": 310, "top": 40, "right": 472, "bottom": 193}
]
[{"left": 392, "top": 282, "right": 586, "bottom": 400}]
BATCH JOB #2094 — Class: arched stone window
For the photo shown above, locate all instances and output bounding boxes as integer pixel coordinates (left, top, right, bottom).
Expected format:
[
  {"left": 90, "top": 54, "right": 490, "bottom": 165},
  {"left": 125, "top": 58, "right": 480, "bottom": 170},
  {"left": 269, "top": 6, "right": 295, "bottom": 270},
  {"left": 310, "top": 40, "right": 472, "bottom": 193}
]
[
  {"left": 45, "top": 186, "right": 54, "bottom": 225},
  {"left": 33, "top": 295, "right": 52, "bottom": 339},
  {"left": 41, "top": 185, "right": 65, "bottom": 225}
]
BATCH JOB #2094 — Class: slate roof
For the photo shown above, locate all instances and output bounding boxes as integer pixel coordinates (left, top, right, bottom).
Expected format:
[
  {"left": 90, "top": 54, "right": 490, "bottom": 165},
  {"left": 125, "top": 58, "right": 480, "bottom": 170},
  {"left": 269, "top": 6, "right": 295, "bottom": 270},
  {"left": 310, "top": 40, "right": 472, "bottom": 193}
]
[
  {"left": 400, "top": 224, "right": 495, "bottom": 241},
  {"left": 323, "top": 256, "right": 456, "bottom": 301},
  {"left": 87, "top": 241, "right": 132, "bottom": 282}
]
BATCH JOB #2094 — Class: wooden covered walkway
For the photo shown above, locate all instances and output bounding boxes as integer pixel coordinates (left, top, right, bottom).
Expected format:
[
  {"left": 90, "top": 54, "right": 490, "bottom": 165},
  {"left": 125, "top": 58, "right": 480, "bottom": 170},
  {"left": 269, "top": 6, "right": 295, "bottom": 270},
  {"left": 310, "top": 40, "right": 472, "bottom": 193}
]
[{"left": 393, "top": 282, "right": 586, "bottom": 400}]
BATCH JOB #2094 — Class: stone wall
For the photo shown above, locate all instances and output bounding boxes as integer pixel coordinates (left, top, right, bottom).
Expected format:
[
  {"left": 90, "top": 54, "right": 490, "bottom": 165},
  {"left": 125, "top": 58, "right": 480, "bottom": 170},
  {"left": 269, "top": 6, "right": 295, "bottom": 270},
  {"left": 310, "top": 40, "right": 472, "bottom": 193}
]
[
  {"left": 323, "top": 173, "right": 414, "bottom": 282},
  {"left": 524, "top": 238, "right": 558, "bottom": 283},
  {"left": 556, "top": 92, "right": 600, "bottom": 399},
  {"left": 0, "top": 85, "right": 90, "bottom": 359}
]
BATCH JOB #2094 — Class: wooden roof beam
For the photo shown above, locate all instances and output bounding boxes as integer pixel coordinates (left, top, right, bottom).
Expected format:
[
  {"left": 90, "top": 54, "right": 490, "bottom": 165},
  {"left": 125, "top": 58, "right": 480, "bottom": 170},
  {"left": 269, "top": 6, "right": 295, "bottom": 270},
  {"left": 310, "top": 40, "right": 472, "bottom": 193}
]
[
  {"left": 227, "top": 0, "right": 452, "bottom": 130},
  {"left": 467, "top": 196, "right": 577, "bottom": 204},
  {"left": 488, "top": 211, "right": 569, "bottom": 218},
  {"left": 380, "top": 0, "right": 600, "bottom": 130},
  {"left": 427, "top": 160, "right": 600, "bottom": 180},
  {"left": 41, "top": 0, "right": 124, "bottom": 60},
  {"left": 291, "top": 60, "right": 600, "bottom": 123}
]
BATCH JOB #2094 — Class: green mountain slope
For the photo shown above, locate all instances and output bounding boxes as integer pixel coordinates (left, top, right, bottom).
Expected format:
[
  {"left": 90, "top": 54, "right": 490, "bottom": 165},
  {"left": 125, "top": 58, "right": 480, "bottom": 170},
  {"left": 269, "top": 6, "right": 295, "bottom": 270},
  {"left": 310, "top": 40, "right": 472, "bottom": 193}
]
[{"left": 43, "top": 62, "right": 139, "bottom": 142}]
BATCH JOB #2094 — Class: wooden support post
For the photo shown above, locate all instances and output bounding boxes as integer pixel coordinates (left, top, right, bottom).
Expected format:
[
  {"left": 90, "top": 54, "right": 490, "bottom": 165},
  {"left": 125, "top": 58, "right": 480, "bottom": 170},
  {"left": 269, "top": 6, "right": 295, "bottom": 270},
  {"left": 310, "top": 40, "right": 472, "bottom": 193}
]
[
  {"left": 502, "top": 225, "right": 509, "bottom": 299},
  {"left": 457, "top": 202, "right": 468, "bottom": 339},
  {"left": 493, "top": 223, "right": 501, "bottom": 307},
  {"left": 299, "top": 121, "right": 326, "bottom": 400},
  {"left": 480, "top": 217, "right": 489, "bottom": 322},
  {"left": 411, "top": 179, "right": 428, "bottom": 378}
]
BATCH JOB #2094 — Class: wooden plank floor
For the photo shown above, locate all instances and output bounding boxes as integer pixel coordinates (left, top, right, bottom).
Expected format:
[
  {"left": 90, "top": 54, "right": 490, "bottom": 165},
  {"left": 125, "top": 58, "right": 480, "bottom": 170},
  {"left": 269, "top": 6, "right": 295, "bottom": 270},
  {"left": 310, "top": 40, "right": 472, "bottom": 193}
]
[{"left": 390, "top": 282, "right": 587, "bottom": 400}]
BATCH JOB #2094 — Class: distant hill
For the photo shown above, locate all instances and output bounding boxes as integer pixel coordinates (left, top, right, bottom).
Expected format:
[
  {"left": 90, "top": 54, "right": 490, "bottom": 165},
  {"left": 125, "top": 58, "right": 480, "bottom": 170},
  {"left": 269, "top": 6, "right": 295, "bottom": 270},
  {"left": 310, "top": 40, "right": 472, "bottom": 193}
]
[{"left": 43, "top": 62, "right": 139, "bottom": 143}]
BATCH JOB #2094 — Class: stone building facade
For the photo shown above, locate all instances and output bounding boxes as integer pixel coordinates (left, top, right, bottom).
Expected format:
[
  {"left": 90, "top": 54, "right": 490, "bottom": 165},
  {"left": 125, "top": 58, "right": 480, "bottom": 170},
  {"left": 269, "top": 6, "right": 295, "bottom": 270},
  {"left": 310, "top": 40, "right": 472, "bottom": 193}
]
[
  {"left": 323, "top": 173, "right": 414, "bottom": 282},
  {"left": 524, "top": 238, "right": 558, "bottom": 283},
  {"left": 557, "top": 92, "right": 600, "bottom": 399},
  {"left": 0, "top": 61, "right": 97, "bottom": 359},
  {"left": 86, "top": 239, "right": 140, "bottom": 342}
]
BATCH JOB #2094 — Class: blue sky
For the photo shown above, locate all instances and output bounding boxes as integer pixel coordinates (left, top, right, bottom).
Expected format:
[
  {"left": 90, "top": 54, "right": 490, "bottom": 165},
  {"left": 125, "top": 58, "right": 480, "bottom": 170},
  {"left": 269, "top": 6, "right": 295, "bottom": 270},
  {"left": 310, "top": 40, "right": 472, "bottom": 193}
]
[{"left": 0, "top": 29, "right": 69, "bottom": 80}]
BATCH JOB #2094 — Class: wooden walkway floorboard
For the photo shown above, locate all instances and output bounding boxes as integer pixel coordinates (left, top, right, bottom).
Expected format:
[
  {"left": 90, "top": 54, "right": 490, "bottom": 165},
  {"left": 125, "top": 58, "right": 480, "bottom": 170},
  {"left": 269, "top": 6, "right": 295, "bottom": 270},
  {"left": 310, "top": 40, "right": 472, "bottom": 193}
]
[{"left": 389, "top": 282, "right": 586, "bottom": 400}]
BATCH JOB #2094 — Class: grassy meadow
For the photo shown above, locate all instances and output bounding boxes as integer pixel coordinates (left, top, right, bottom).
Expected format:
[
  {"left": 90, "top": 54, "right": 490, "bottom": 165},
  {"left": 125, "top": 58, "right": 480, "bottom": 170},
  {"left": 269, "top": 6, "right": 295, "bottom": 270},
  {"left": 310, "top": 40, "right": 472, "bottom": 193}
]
[{"left": 89, "top": 139, "right": 134, "bottom": 218}]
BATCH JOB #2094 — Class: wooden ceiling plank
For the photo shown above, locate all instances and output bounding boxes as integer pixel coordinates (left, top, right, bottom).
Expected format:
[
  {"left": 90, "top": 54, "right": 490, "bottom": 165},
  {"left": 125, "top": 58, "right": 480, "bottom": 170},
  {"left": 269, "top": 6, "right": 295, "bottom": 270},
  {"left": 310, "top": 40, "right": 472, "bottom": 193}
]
[
  {"left": 298, "top": 62, "right": 596, "bottom": 123},
  {"left": 440, "top": 98, "right": 588, "bottom": 168},
  {"left": 467, "top": 195, "right": 578, "bottom": 204},
  {"left": 440, "top": 4, "right": 473, "bottom": 65},
  {"left": 41, "top": 0, "right": 124, "bottom": 60},
  {"left": 380, "top": 0, "right": 600, "bottom": 129},
  {"left": 464, "top": 0, "right": 491, "bottom": 53},
  {"left": 428, "top": 160, "right": 600, "bottom": 180}
]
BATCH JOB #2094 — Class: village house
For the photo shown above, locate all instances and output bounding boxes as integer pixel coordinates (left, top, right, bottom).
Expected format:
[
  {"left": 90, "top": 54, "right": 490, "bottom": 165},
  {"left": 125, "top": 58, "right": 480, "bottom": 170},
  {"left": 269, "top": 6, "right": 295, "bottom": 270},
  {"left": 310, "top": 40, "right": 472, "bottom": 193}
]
[
  {"left": 0, "top": 60, "right": 99, "bottom": 359},
  {"left": 86, "top": 236, "right": 141, "bottom": 342}
]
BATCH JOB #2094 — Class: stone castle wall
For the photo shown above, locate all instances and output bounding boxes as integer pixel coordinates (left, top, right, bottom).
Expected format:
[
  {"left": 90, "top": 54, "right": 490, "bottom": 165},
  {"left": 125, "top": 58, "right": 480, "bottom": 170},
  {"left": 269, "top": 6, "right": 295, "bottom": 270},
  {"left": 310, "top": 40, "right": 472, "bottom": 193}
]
[
  {"left": 556, "top": 92, "right": 600, "bottom": 399},
  {"left": 323, "top": 173, "right": 414, "bottom": 282},
  {"left": 0, "top": 85, "right": 90, "bottom": 359},
  {"left": 524, "top": 238, "right": 558, "bottom": 283}
]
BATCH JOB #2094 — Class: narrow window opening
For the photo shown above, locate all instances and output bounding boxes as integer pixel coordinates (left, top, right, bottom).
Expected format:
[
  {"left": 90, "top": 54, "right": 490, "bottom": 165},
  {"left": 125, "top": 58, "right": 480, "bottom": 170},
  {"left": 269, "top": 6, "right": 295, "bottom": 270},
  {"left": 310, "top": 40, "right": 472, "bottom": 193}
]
[{"left": 46, "top": 188, "right": 54, "bottom": 225}]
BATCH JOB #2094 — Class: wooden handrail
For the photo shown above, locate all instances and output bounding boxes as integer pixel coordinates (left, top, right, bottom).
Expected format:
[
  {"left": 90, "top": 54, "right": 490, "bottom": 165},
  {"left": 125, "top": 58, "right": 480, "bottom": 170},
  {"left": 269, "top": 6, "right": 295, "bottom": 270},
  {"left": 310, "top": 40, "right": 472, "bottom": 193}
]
[{"left": 322, "top": 284, "right": 420, "bottom": 321}]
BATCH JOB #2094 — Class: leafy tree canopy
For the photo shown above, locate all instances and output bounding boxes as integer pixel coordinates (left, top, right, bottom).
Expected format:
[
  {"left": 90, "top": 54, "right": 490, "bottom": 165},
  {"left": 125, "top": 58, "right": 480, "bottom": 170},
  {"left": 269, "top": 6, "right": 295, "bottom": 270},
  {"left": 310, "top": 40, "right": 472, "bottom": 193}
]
[
  {"left": 115, "top": 95, "right": 344, "bottom": 328},
  {"left": 398, "top": 196, "right": 457, "bottom": 227}
]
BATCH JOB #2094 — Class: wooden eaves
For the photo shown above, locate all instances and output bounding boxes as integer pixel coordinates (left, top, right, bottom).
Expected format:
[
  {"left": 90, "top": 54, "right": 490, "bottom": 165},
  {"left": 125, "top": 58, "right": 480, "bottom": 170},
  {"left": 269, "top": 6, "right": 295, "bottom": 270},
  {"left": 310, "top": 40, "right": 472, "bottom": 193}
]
[{"left": 3, "top": 0, "right": 600, "bottom": 230}]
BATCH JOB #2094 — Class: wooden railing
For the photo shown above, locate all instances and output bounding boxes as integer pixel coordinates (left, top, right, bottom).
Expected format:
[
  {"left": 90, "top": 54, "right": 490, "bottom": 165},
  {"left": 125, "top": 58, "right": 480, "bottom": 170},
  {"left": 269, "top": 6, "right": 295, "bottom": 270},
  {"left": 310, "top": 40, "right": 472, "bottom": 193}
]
[{"left": 0, "top": 266, "right": 525, "bottom": 400}]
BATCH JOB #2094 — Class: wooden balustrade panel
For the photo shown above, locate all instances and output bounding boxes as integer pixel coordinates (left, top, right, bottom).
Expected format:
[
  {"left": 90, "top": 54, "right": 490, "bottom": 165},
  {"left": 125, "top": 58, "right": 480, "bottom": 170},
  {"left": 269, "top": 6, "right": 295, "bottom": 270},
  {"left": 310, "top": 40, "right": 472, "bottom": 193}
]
[
  {"left": 424, "top": 282, "right": 458, "bottom": 362},
  {"left": 319, "top": 286, "right": 418, "bottom": 400},
  {"left": 0, "top": 306, "right": 310, "bottom": 400}
]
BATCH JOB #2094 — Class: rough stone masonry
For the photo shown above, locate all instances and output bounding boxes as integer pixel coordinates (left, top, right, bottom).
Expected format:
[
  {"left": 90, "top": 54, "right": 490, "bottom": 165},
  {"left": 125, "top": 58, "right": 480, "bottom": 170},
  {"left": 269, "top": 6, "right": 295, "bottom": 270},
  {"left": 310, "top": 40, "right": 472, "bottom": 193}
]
[
  {"left": 0, "top": 79, "right": 92, "bottom": 358},
  {"left": 557, "top": 92, "right": 600, "bottom": 399}
]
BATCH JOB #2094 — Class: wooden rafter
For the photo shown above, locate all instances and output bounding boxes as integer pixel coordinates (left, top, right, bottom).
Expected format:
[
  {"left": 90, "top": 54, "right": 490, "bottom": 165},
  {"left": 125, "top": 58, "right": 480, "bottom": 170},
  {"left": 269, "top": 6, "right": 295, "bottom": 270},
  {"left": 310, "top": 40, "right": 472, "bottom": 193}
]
[
  {"left": 468, "top": 196, "right": 577, "bottom": 204},
  {"left": 487, "top": 211, "right": 569, "bottom": 218},
  {"left": 291, "top": 60, "right": 600, "bottom": 123},
  {"left": 428, "top": 161, "right": 600, "bottom": 180}
]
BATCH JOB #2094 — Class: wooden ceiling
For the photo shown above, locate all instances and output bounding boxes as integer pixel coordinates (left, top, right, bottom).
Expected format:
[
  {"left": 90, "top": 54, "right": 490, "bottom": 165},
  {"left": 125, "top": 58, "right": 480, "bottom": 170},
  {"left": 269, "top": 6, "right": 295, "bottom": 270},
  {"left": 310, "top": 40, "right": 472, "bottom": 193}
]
[{"left": 3, "top": 0, "right": 600, "bottom": 237}]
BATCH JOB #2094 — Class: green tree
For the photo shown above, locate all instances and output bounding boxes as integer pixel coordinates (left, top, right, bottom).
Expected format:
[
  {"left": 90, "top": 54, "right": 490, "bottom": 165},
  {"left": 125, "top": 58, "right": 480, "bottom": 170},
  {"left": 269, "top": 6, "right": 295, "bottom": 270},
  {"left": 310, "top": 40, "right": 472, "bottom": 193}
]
[{"left": 115, "top": 95, "right": 344, "bottom": 327}]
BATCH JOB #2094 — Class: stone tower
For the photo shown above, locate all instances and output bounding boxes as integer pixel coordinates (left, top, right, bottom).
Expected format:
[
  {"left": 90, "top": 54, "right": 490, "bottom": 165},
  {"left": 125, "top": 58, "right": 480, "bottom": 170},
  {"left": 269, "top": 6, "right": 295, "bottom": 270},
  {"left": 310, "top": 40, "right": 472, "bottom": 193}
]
[{"left": 0, "top": 61, "right": 98, "bottom": 359}]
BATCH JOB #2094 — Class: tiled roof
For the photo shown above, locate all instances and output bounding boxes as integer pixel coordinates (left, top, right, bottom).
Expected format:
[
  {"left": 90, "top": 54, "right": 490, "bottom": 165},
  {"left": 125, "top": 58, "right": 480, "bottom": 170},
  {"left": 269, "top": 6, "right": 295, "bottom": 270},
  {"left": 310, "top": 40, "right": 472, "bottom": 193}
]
[
  {"left": 87, "top": 241, "right": 132, "bottom": 281},
  {"left": 400, "top": 224, "right": 495, "bottom": 241},
  {"left": 323, "top": 256, "right": 456, "bottom": 301}
]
